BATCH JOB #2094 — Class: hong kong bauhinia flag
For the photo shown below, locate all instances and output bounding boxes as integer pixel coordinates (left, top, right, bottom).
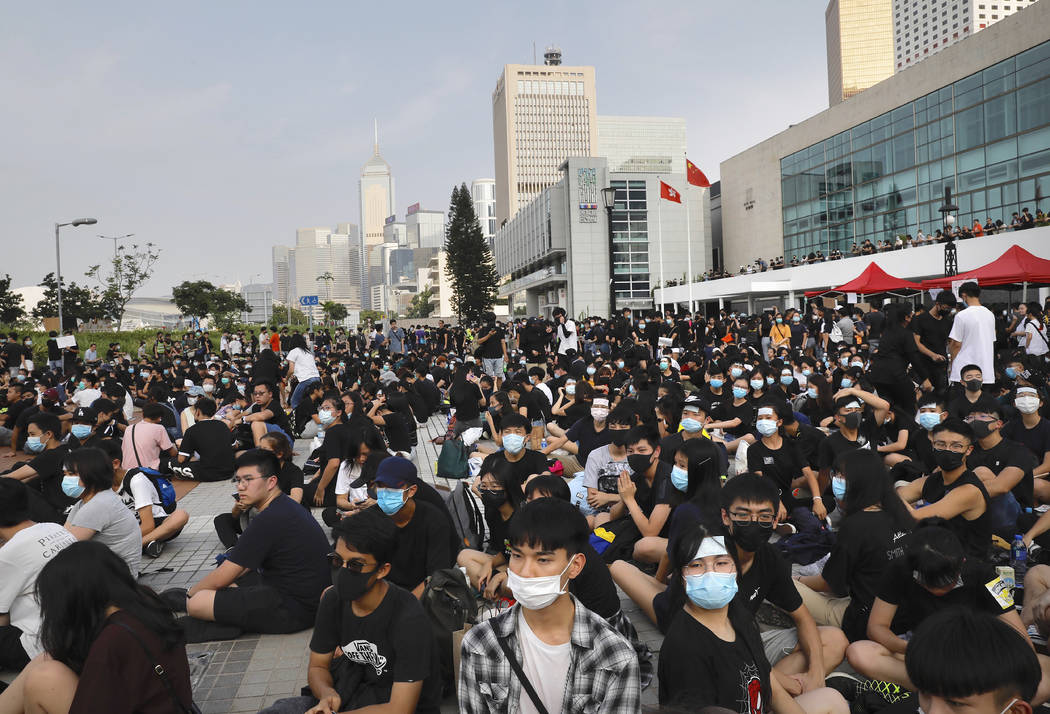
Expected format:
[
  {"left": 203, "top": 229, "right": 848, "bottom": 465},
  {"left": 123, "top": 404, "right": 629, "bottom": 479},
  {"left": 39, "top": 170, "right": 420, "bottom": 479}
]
[
  {"left": 686, "top": 158, "right": 711, "bottom": 187},
  {"left": 659, "top": 180, "right": 681, "bottom": 203}
]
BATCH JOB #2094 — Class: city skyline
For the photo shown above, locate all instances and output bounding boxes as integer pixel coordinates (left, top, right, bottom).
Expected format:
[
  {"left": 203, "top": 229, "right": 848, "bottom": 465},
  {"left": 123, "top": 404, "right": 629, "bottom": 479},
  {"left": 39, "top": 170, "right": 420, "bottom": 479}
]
[{"left": 3, "top": 1, "right": 832, "bottom": 295}]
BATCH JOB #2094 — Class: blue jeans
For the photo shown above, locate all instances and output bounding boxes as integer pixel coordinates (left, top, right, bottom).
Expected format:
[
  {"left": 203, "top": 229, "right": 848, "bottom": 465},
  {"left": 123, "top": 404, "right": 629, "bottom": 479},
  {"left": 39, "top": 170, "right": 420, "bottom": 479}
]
[{"left": 290, "top": 378, "right": 319, "bottom": 410}]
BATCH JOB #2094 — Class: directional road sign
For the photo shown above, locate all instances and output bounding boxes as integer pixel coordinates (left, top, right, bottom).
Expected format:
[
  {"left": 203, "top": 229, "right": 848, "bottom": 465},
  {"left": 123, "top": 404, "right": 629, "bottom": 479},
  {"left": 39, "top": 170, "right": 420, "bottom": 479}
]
[{"left": 299, "top": 295, "right": 319, "bottom": 306}]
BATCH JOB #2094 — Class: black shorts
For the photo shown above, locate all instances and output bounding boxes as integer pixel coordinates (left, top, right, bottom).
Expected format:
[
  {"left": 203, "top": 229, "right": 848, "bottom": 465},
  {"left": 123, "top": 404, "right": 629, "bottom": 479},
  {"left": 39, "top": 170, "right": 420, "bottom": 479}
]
[
  {"left": 212, "top": 581, "right": 311, "bottom": 634},
  {"left": 0, "top": 624, "right": 30, "bottom": 670}
]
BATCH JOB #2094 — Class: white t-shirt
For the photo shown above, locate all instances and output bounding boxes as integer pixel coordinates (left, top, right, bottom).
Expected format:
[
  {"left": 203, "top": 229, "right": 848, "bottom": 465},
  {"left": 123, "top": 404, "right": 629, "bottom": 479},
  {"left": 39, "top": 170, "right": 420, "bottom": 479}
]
[
  {"left": 287, "top": 347, "right": 321, "bottom": 382},
  {"left": 72, "top": 388, "right": 102, "bottom": 408},
  {"left": 947, "top": 304, "right": 996, "bottom": 383},
  {"left": 556, "top": 319, "right": 578, "bottom": 355},
  {"left": 1026, "top": 319, "right": 1049, "bottom": 356},
  {"left": 517, "top": 608, "right": 571, "bottom": 714},
  {"left": 334, "top": 462, "right": 369, "bottom": 502},
  {"left": 120, "top": 469, "right": 168, "bottom": 521},
  {"left": 0, "top": 523, "right": 76, "bottom": 658}
]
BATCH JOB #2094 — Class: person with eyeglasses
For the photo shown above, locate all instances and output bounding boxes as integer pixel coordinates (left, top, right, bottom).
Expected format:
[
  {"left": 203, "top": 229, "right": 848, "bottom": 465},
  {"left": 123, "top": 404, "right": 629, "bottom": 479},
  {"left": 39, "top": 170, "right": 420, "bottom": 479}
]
[
  {"left": 259, "top": 507, "right": 440, "bottom": 714},
  {"left": 168, "top": 449, "right": 330, "bottom": 642},
  {"left": 239, "top": 380, "right": 294, "bottom": 448},
  {"left": 896, "top": 418, "right": 991, "bottom": 558},
  {"left": 964, "top": 404, "right": 1037, "bottom": 537}
]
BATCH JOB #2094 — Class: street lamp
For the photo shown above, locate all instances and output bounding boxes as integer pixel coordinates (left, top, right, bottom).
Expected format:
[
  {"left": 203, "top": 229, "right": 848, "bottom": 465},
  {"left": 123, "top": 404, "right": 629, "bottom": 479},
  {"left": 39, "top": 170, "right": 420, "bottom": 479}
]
[
  {"left": 601, "top": 186, "right": 617, "bottom": 318},
  {"left": 98, "top": 233, "right": 134, "bottom": 260},
  {"left": 55, "top": 218, "right": 98, "bottom": 331},
  {"left": 939, "top": 187, "right": 959, "bottom": 276}
]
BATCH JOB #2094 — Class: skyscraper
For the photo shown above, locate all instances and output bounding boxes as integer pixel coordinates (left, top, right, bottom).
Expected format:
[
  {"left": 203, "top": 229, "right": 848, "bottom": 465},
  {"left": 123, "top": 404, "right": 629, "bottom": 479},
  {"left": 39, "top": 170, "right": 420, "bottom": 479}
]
[
  {"left": 271, "top": 245, "right": 292, "bottom": 306},
  {"left": 272, "top": 223, "right": 360, "bottom": 320},
  {"left": 596, "top": 116, "right": 687, "bottom": 174},
  {"left": 492, "top": 48, "right": 598, "bottom": 224},
  {"left": 471, "top": 179, "right": 496, "bottom": 246},
  {"left": 893, "top": 0, "right": 1038, "bottom": 69},
  {"left": 826, "top": 0, "right": 895, "bottom": 105},
  {"left": 359, "top": 121, "right": 395, "bottom": 309}
]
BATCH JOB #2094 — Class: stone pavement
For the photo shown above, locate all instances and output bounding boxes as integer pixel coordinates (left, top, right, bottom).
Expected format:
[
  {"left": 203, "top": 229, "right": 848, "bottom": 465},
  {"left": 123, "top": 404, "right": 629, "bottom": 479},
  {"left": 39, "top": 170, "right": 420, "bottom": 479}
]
[{"left": 2, "top": 414, "right": 663, "bottom": 712}]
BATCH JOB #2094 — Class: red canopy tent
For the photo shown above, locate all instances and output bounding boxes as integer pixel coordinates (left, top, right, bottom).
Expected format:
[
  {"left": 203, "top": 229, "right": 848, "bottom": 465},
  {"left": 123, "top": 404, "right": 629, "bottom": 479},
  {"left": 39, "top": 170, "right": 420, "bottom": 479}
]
[
  {"left": 804, "top": 262, "right": 924, "bottom": 298},
  {"left": 920, "top": 245, "right": 1050, "bottom": 289}
]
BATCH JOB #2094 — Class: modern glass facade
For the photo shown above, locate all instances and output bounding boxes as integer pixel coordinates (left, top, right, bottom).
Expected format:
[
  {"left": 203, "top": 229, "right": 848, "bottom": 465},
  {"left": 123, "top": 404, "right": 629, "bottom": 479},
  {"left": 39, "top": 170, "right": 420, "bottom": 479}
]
[
  {"left": 782, "top": 38, "right": 1050, "bottom": 259},
  {"left": 610, "top": 180, "right": 651, "bottom": 300}
]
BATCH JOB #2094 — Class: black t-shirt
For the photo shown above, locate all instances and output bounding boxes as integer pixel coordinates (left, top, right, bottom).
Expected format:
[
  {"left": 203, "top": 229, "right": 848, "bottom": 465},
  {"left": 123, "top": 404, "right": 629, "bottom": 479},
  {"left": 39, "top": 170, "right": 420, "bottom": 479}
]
[
  {"left": 247, "top": 399, "right": 292, "bottom": 436},
  {"left": 318, "top": 422, "right": 352, "bottom": 464},
  {"left": 747, "top": 439, "right": 807, "bottom": 510},
  {"left": 863, "top": 310, "right": 887, "bottom": 340},
  {"left": 29, "top": 445, "right": 76, "bottom": 512},
  {"left": 380, "top": 410, "right": 413, "bottom": 452},
  {"left": 784, "top": 424, "right": 826, "bottom": 471},
  {"left": 277, "top": 461, "right": 305, "bottom": 494},
  {"left": 920, "top": 470, "right": 991, "bottom": 558},
  {"left": 947, "top": 393, "right": 1002, "bottom": 421},
  {"left": 968, "top": 437, "right": 1036, "bottom": 508},
  {"left": 178, "top": 420, "right": 236, "bottom": 481},
  {"left": 1003, "top": 417, "right": 1050, "bottom": 466},
  {"left": 480, "top": 450, "right": 549, "bottom": 492},
  {"left": 448, "top": 382, "right": 483, "bottom": 422},
  {"left": 227, "top": 493, "right": 331, "bottom": 620},
  {"left": 910, "top": 311, "right": 951, "bottom": 360},
  {"left": 565, "top": 417, "right": 611, "bottom": 465},
  {"left": 735, "top": 543, "right": 804, "bottom": 615},
  {"left": 386, "top": 500, "right": 454, "bottom": 592},
  {"left": 568, "top": 543, "right": 621, "bottom": 619},
  {"left": 3, "top": 396, "right": 33, "bottom": 430},
  {"left": 877, "top": 558, "right": 1013, "bottom": 634},
  {"left": 516, "top": 388, "right": 548, "bottom": 423},
  {"left": 309, "top": 583, "right": 440, "bottom": 713},
  {"left": 631, "top": 462, "right": 675, "bottom": 531},
  {"left": 555, "top": 399, "right": 589, "bottom": 430},
  {"left": 478, "top": 326, "right": 505, "bottom": 359},
  {"left": 47, "top": 338, "right": 62, "bottom": 361},
  {"left": 659, "top": 605, "right": 769, "bottom": 714},
  {"left": 823, "top": 510, "right": 910, "bottom": 641},
  {"left": 817, "top": 418, "right": 882, "bottom": 472},
  {"left": 716, "top": 401, "right": 756, "bottom": 438}
]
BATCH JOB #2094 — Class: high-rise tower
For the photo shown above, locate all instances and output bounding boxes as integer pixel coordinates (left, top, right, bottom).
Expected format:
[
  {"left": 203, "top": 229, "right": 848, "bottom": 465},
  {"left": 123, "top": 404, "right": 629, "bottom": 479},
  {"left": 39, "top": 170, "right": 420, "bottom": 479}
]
[
  {"left": 359, "top": 120, "right": 395, "bottom": 308},
  {"left": 826, "top": 0, "right": 895, "bottom": 105}
]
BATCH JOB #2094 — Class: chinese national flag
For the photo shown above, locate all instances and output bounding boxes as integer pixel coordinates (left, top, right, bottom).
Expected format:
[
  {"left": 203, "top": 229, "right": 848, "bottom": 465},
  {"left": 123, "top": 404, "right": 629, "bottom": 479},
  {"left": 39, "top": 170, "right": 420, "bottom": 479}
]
[
  {"left": 686, "top": 158, "right": 711, "bottom": 187},
  {"left": 660, "top": 180, "right": 681, "bottom": 203}
]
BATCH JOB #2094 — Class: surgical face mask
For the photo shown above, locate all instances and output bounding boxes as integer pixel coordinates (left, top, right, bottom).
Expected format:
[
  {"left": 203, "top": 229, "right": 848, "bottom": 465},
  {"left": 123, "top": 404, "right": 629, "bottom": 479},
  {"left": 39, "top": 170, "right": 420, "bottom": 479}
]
[
  {"left": 660, "top": 360, "right": 669, "bottom": 370},
  {"left": 376, "top": 488, "right": 407, "bottom": 515},
  {"left": 203, "top": 384, "right": 215, "bottom": 393},
  {"left": 680, "top": 416, "right": 703, "bottom": 433},
  {"left": 709, "top": 378, "right": 724, "bottom": 389},
  {"left": 61, "top": 475, "right": 85, "bottom": 499},
  {"left": 317, "top": 409, "right": 335, "bottom": 426},
  {"left": 792, "top": 316, "right": 801, "bottom": 323},
  {"left": 591, "top": 407, "right": 609, "bottom": 422},
  {"left": 1016, "top": 396, "right": 1040, "bottom": 414},
  {"left": 566, "top": 383, "right": 576, "bottom": 395},
  {"left": 765, "top": 376, "right": 775, "bottom": 386},
  {"left": 756, "top": 419, "right": 778, "bottom": 437},
  {"left": 26, "top": 436, "right": 46, "bottom": 453},
  {"left": 616, "top": 360, "right": 625, "bottom": 369},
  {"left": 732, "top": 386, "right": 748, "bottom": 400},
  {"left": 780, "top": 375, "right": 793, "bottom": 386},
  {"left": 221, "top": 377, "right": 230, "bottom": 385},
  {"left": 506, "top": 557, "right": 576, "bottom": 610},
  {"left": 730, "top": 367, "right": 743, "bottom": 378},
  {"left": 187, "top": 396, "right": 198, "bottom": 406},
  {"left": 775, "top": 318, "right": 783, "bottom": 324},
  {"left": 802, "top": 368, "right": 812, "bottom": 377},
  {"left": 502, "top": 433, "right": 526, "bottom": 454},
  {"left": 807, "top": 387, "right": 818, "bottom": 399},
  {"left": 1005, "top": 367, "right": 1018, "bottom": 379},
  {"left": 670, "top": 465, "right": 689, "bottom": 491},
  {"left": 586, "top": 366, "right": 597, "bottom": 376},
  {"left": 140, "top": 371, "right": 149, "bottom": 378},
  {"left": 832, "top": 476, "right": 847, "bottom": 501},
  {"left": 71, "top": 424, "right": 92, "bottom": 439},
  {"left": 77, "top": 381, "right": 86, "bottom": 390},
  {"left": 840, "top": 356, "right": 850, "bottom": 366},
  {"left": 638, "top": 321, "right": 646, "bottom": 330},
  {"left": 236, "top": 384, "right": 246, "bottom": 395},
  {"left": 840, "top": 377, "right": 853, "bottom": 389},
  {"left": 685, "top": 571, "right": 738, "bottom": 609},
  {"left": 851, "top": 361, "right": 864, "bottom": 369},
  {"left": 918, "top": 411, "right": 942, "bottom": 430}
]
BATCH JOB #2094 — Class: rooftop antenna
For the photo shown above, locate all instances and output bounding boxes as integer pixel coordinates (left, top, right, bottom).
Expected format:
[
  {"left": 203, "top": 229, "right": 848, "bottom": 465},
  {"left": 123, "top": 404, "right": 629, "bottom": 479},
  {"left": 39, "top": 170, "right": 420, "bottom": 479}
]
[
  {"left": 532, "top": 42, "right": 536, "bottom": 64},
  {"left": 373, "top": 118, "right": 379, "bottom": 153}
]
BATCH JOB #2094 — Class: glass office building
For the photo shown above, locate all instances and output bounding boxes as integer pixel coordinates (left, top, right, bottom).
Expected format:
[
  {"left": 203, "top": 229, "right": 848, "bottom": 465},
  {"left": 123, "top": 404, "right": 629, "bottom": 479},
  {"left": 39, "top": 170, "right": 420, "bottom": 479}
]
[
  {"left": 781, "top": 38, "right": 1050, "bottom": 259},
  {"left": 610, "top": 179, "right": 652, "bottom": 301}
]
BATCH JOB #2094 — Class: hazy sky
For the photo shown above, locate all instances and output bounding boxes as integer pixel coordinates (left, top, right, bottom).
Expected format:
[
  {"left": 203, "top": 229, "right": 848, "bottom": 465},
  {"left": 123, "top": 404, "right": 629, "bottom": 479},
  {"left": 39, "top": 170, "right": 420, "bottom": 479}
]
[{"left": 2, "top": 1, "right": 829, "bottom": 295}]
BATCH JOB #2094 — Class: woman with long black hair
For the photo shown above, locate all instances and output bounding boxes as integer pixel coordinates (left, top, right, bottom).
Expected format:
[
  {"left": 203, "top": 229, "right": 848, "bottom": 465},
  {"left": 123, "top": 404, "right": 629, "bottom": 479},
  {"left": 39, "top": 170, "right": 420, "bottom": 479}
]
[
  {"left": 658, "top": 522, "right": 847, "bottom": 713},
  {"left": 63, "top": 447, "right": 142, "bottom": 575},
  {"left": 0, "top": 540, "right": 194, "bottom": 714}
]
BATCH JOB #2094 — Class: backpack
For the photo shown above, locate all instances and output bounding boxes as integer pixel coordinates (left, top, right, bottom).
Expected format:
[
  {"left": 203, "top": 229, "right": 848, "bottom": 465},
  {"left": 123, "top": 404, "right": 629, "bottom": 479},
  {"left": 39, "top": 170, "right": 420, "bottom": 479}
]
[
  {"left": 436, "top": 438, "right": 470, "bottom": 480},
  {"left": 120, "top": 467, "right": 178, "bottom": 515},
  {"left": 421, "top": 567, "right": 478, "bottom": 696},
  {"left": 444, "top": 481, "right": 488, "bottom": 550}
]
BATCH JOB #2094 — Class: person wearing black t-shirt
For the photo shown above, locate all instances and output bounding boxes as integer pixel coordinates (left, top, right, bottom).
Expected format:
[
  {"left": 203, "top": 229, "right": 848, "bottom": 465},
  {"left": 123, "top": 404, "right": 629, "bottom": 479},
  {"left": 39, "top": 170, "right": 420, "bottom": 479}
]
[
  {"left": 965, "top": 405, "right": 1036, "bottom": 535},
  {"left": 479, "top": 414, "right": 551, "bottom": 491},
  {"left": 455, "top": 460, "right": 522, "bottom": 599},
  {"left": 174, "top": 398, "right": 236, "bottom": 482},
  {"left": 946, "top": 365, "right": 1002, "bottom": 420},
  {"left": 260, "top": 508, "right": 440, "bottom": 714},
  {"left": 446, "top": 365, "right": 485, "bottom": 436},
  {"left": 910, "top": 291, "right": 955, "bottom": 395},
  {"left": 748, "top": 401, "right": 825, "bottom": 523},
  {"left": 817, "top": 390, "right": 890, "bottom": 486},
  {"left": 241, "top": 381, "right": 292, "bottom": 447},
  {"left": 604, "top": 427, "right": 675, "bottom": 564},
  {"left": 896, "top": 419, "right": 991, "bottom": 558},
  {"left": 707, "top": 375, "right": 757, "bottom": 446},
  {"left": 845, "top": 523, "right": 1019, "bottom": 693},
  {"left": 5, "top": 412, "right": 74, "bottom": 522},
  {"left": 371, "top": 457, "right": 453, "bottom": 598}
]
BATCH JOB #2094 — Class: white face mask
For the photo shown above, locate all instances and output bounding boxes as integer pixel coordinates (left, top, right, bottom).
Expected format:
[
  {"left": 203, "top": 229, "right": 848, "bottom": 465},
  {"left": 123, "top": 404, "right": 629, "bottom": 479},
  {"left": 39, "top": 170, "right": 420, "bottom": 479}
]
[
  {"left": 1015, "top": 396, "right": 1040, "bottom": 414},
  {"left": 506, "top": 556, "right": 577, "bottom": 610}
]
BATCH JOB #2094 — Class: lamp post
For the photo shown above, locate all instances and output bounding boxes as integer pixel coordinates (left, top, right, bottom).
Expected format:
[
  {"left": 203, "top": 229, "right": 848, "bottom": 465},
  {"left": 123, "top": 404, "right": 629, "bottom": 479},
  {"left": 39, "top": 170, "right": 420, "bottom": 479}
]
[
  {"left": 98, "top": 233, "right": 134, "bottom": 260},
  {"left": 601, "top": 186, "right": 617, "bottom": 319},
  {"left": 55, "top": 218, "right": 98, "bottom": 331},
  {"left": 939, "top": 187, "right": 959, "bottom": 276}
]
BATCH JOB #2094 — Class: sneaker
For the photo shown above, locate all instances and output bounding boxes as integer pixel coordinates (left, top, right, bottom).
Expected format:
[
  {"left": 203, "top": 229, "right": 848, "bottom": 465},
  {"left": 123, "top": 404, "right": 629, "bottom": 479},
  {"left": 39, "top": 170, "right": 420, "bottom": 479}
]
[
  {"left": 1028, "top": 624, "right": 1047, "bottom": 648},
  {"left": 144, "top": 540, "right": 164, "bottom": 558},
  {"left": 861, "top": 678, "right": 912, "bottom": 705},
  {"left": 825, "top": 672, "right": 863, "bottom": 702},
  {"left": 159, "top": 587, "right": 189, "bottom": 612}
]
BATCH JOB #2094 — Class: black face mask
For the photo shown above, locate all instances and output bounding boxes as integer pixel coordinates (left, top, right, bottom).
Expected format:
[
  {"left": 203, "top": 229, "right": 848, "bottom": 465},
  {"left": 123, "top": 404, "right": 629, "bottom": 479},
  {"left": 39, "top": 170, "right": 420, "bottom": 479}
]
[
  {"left": 610, "top": 430, "right": 631, "bottom": 447},
  {"left": 332, "top": 567, "right": 375, "bottom": 603},
  {"left": 932, "top": 447, "right": 967, "bottom": 472},
  {"left": 842, "top": 412, "right": 862, "bottom": 430},
  {"left": 479, "top": 489, "right": 507, "bottom": 510},
  {"left": 731, "top": 521, "right": 773, "bottom": 552},
  {"left": 964, "top": 379, "right": 983, "bottom": 393},
  {"left": 969, "top": 420, "right": 995, "bottom": 439},
  {"left": 627, "top": 454, "right": 653, "bottom": 475}
]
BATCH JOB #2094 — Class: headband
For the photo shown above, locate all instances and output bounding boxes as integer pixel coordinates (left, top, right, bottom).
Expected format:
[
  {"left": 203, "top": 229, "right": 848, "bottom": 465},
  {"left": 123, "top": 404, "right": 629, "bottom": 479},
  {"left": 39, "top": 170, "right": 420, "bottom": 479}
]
[{"left": 694, "top": 536, "right": 729, "bottom": 559}]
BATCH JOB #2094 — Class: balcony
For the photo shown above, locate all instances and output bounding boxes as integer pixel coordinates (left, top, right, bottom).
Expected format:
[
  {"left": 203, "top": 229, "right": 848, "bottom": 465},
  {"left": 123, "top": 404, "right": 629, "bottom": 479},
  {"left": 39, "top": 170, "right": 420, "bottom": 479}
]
[{"left": 498, "top": 264, "right": 568, "bottom": 297}]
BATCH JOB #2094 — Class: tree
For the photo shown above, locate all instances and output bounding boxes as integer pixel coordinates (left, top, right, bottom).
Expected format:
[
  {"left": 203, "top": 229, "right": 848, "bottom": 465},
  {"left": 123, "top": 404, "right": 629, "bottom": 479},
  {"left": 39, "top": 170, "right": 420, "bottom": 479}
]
[
  {"left": 322, "top": 301, "right": 347, "bottom": 324},
  {"left": 210, "top": 289, "right": 251, "bottom": 331},
  {"left": 271, "top": 302, "right": 308, "bottom": 328},
  {"left": 172, "top": 280, "right": 249, "bottom": 330},
  {"left": 444, "top": 183, "right": 499, "bottom": 324},
  {"left": 405, "top": 287, "right": 435, "bottom": 319},
  {"left": 32, "top": 273, "right": 109, "bottom": 324},
  {"left": 0, "top": 274, "right": 25, "bottom": 324},
  {"left": 360, "top": 310, "right": 386, "bottom": 324},
  {"left": 86, "top": 242, "right": 161, "bottom": 325}
]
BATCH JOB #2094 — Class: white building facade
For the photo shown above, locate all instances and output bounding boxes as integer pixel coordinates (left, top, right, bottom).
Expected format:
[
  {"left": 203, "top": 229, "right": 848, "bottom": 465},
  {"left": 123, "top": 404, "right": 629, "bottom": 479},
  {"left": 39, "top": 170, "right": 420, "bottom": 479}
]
[
  {"left": 471, "top": 179, "right": 497, "bottom": 246},
  {"left": 596, "top": 116, "right": 687, "bottom": 174},
  {"left": 893, "top": 0, "right": 1039, "bottom": 69}
]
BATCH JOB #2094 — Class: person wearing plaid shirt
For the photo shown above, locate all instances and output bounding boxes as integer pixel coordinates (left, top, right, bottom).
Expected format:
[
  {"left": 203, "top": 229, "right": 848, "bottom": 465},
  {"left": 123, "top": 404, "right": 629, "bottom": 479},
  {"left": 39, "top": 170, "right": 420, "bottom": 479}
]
[{"left": 458, "top": 498, "right": 640, "bottom": 713}]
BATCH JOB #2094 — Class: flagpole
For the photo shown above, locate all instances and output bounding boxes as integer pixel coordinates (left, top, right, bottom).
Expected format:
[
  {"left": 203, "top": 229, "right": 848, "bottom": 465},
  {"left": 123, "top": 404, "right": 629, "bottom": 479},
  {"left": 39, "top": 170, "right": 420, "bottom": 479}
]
[
  {"left": 686, "top": 189, "right": 693, "bottom": 314},
  {"left": 657, "top": 177, "right": 665, "bottom": 315}
]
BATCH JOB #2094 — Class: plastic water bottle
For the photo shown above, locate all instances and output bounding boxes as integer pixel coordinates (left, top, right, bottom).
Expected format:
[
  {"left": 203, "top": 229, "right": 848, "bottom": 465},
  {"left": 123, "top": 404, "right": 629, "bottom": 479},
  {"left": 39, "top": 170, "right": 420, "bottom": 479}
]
[{"left": 1012, "top": 535, "right": 1028, "bottom": 600}]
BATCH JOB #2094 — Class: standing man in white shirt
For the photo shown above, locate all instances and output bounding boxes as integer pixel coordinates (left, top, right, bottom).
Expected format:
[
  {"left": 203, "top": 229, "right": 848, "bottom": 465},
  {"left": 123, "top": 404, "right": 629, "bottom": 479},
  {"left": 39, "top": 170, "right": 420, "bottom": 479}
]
[
  {"left": 552, "top": 307, "right": 578, "bottom": 369},
  {"left": 948, "top": 282, "right": 997, "bottom": 384}
]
